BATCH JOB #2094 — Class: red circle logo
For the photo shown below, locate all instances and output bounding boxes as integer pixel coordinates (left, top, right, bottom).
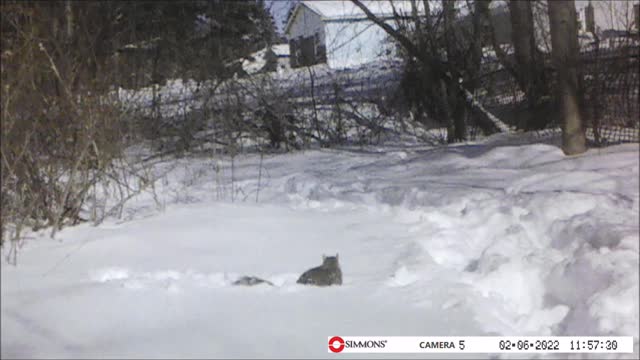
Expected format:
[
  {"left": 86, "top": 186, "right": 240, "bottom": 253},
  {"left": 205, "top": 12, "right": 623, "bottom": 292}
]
[{"left": 328, "top": 336, "right": 345, "bottom": 353}]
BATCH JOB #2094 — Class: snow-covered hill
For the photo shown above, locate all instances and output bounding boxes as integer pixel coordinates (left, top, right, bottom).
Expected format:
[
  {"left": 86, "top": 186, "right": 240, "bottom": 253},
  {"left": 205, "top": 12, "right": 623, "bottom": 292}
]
[{"left": 2, "top": 133, "right": 638, "bottom": 358}]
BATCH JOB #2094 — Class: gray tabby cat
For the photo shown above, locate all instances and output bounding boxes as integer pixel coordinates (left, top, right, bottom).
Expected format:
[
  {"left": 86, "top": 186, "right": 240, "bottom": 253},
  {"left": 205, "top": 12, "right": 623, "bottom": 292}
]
[{"left": 296, "top": 254, "right": 342, "bottom": 286}]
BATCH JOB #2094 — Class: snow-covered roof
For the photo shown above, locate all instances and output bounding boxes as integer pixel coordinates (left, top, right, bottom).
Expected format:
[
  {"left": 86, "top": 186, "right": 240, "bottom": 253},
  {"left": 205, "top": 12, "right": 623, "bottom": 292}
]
[
  {"left": 284, "top": 1, "right": 424, "bottom": 35},
  {"left": 241, "top": 45, "right": 290, "bottom": 75},
  {"left": 302, "top": 0, "right": 421, "bottom": 21},
  {"left": 271, "top": 44, "right": 290, "bottom": 57}
]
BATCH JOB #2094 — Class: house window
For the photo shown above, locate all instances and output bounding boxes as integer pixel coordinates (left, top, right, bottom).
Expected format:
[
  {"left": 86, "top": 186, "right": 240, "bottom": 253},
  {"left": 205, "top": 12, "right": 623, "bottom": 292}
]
[
  {"left": 314, "top": 32, "right": 327, "bottom": 63},
  {"left": 296, "top": 38, "right": 304, "bottom": 64},
  {"left": 289, "top": 39, "right": 299, "bottom": 68},
  {"left": 289, "top": 35, "right": 318, "bottom": 68},
  {"left": 300, "top": 35, "right": 315, "bottom": 66},
  {"left": 314, "top": 33, "right": 320, "bottom": 57}
]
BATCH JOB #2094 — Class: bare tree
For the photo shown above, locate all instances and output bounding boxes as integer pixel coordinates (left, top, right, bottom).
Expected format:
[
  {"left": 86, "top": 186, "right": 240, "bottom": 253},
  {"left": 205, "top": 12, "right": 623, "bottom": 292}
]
[
  {"left": 64, "top": 0, "right": 73, "bottom": 42},
  {"left": 351, "top": 0, "right": 511, "bottom": 141},
  {"left": 548, "top": 0, "right": 587, "bottom": 155},
  {"left": 473, "top": 0, "right": 550, "bottom": 129},
  {"left": 442, "top": 0, "right": 467, "bottom": 142},
  {"left": 507, "top": 1, "right": 548, "bottom": 117}
]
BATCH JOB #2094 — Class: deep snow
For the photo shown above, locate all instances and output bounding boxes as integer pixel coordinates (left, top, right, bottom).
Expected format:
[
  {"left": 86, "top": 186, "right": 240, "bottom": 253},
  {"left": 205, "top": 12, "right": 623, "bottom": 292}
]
[{"left": 1, "top": 133, "right": 638, "bottom": 359}]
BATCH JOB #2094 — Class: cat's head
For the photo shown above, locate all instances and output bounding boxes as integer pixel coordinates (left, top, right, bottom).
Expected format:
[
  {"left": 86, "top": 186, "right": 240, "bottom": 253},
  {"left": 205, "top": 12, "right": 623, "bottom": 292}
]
[{"left": 322, "top": 253, "right": 340, "bottom": 267}]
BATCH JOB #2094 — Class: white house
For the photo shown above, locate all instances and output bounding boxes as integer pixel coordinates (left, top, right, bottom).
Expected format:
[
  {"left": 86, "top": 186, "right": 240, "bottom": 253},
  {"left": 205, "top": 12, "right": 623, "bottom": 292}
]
[{"left": 283, "top": 1, "right": 422, "bottom": 69}]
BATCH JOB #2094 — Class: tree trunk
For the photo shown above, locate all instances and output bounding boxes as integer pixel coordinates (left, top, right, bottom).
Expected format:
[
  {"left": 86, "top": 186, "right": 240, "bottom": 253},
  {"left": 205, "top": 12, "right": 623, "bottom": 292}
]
[
  {"left": 548, "top": 0, "right": 587, "bottom": 155},
  {"left": 470, "top": 0, "right": 488, "bottom": 91},
  {"left": 65, "top": 0, "right": 73, "bottom": 43},
  {"left": 508, "top": 1, "right": 537, "bottom": 91},
  {"left": 508, "top": 0, "right": 547, "bottom": 126},
  {"left": 443, "top": 0, "right": 467, "bottom": 142}
]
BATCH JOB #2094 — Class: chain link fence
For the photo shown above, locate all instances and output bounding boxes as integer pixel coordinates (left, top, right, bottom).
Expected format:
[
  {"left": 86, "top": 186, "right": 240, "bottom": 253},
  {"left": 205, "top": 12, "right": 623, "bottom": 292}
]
[{"left": 477, "top": 37, "right": 639, "bottom": 146}]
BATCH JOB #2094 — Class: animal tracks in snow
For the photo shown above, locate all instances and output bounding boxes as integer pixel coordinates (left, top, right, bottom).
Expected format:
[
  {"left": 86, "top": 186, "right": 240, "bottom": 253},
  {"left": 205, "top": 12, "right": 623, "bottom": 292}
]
[{"left": 88, "top": 267, "right": 298, "bottom": 292}]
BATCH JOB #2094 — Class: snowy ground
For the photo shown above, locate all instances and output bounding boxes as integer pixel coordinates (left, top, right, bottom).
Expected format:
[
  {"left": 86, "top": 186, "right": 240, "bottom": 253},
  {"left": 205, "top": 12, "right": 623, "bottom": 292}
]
[{"left": 2, "top": 133, "right": 638, "bottom": 359}]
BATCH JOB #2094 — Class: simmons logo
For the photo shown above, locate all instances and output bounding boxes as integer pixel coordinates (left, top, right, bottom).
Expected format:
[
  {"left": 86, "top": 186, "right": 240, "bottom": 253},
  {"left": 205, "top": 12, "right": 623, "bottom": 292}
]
[
  {"left": 328, "top": 336, "right": 388, "bottom": 353},
  {"left": 328, "top": 336, "right": 345, "bottom": 353}
]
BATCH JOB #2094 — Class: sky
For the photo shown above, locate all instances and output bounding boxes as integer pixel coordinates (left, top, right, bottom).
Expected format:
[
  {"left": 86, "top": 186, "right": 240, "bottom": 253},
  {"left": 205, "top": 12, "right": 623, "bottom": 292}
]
[{"left": 265, "top": 0, "right": 298, "bottom": 34}]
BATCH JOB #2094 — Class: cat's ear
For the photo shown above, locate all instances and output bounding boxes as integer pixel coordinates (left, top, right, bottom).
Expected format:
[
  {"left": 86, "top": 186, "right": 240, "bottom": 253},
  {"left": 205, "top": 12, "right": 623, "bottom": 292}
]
[{"left": 336, "top": 253, "right": 339, "bottom": 260}]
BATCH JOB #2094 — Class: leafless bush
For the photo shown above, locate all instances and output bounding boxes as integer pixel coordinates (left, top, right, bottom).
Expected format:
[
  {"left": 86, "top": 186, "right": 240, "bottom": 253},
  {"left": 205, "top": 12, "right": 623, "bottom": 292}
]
[{"left": 0, "top": 3, "right": 161, "bottom": 262}]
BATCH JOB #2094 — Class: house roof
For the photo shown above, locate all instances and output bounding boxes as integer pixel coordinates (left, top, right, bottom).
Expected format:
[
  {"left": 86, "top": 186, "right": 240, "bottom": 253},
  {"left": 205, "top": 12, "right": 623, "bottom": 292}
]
[
  {"left": 284, "top": 0, "right": 425, "bottom": 35},
  {"left": 303, "top": 1, "right": 420, "bottom": 20}
]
